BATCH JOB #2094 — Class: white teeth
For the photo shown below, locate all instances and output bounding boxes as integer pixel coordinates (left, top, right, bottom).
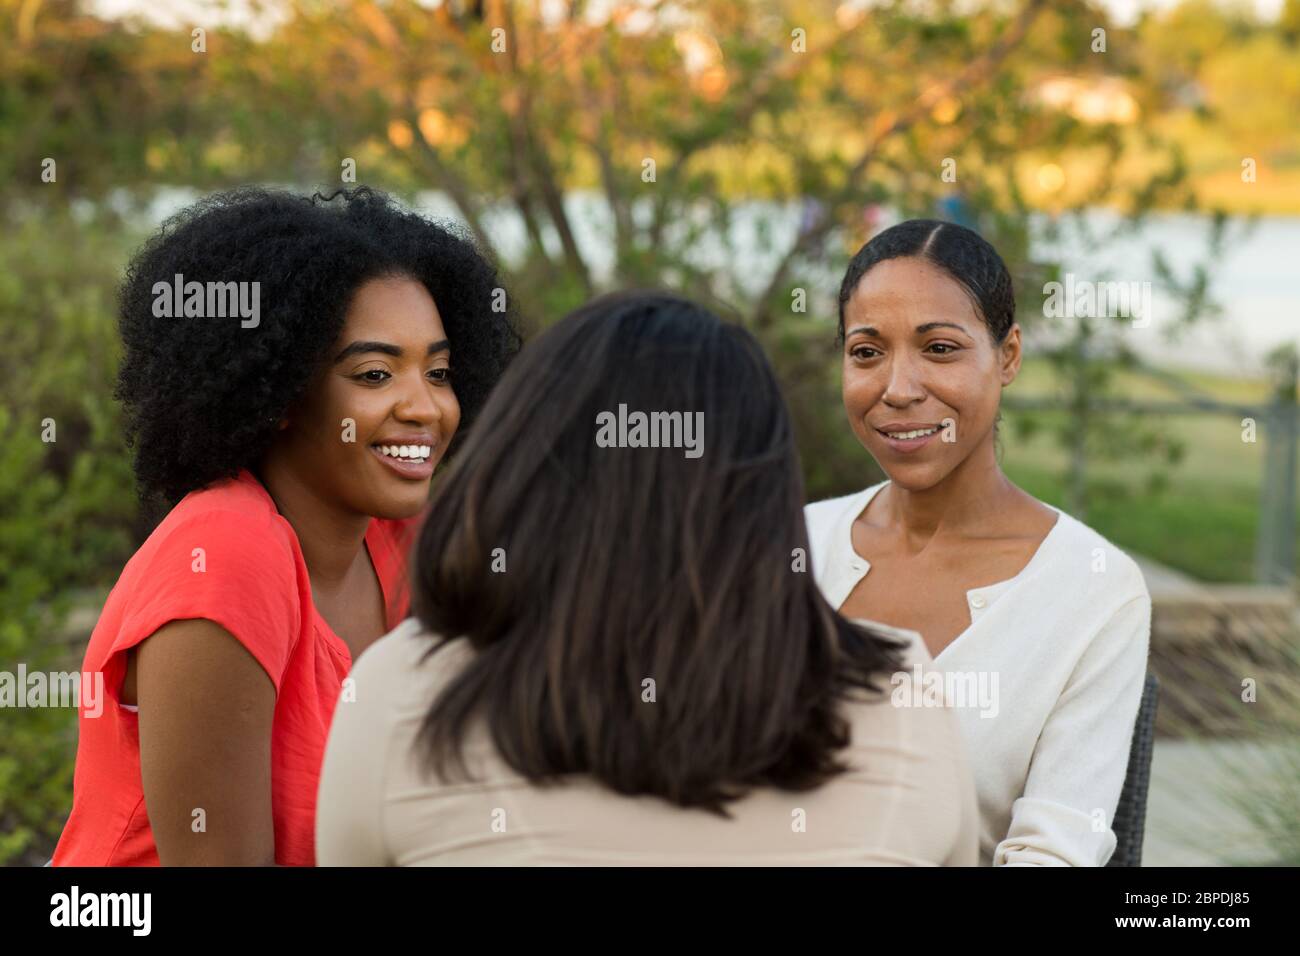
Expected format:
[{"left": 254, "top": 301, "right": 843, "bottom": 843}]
[
  {"left": 885, "top": 427, "right": 938, "bottom": 440},
  {"left": 376, "top": 444, "right": 432, "bottom": 461}
]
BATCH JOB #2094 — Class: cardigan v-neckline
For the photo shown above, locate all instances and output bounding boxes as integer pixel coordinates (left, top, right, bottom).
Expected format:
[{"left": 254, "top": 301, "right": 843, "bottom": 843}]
[{"left": 837, "top": 481, "right": 1067, "bottom": 662}]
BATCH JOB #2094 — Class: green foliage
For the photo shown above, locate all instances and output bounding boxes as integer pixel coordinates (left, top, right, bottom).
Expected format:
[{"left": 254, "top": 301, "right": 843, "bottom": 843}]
[{"left": 0, "top": 207, "right": 137, "bottom": 865}]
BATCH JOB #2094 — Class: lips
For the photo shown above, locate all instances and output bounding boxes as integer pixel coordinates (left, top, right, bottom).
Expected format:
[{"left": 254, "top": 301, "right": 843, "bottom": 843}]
[
  {"left": 369, "top": 434, "right": 438, "bottom": 480},
  {"left": 872, "top": 422, "right": 944, "bottom": 454}
]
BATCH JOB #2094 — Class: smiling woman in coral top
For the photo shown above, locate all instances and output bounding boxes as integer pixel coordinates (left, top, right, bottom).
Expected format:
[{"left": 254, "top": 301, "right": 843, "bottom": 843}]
[
  {"left": 805, "top": 219, "right": 1151, "bottom": 866},
  {"left": 53, "top": 186, "right": 519, "bottom": 866}
]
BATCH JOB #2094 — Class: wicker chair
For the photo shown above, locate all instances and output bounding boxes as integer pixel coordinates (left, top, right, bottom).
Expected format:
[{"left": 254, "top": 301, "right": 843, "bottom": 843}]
[{"left": 1106, "top": 672, "right": 1160, "bottom": 867}]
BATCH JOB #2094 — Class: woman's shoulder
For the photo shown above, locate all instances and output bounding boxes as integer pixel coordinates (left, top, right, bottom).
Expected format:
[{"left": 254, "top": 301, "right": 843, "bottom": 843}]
[
  {"left": 804, "top": 482, "right": 887, "bottom": 539},
  {"left": 121, "top": 470, "right": 302, "bottom": 590},
  {"left": 353, "top": 617, "right": 439, "bottom": 670},
  {"left": 837, "top": 621, "right": 971, "bottom": 773},
  {"left": 1039, "top": 505, "right": 1150, "bottom": 605},
  {"left": 350, "top": 618, "right": 475, "bottom": 711},
  {"left": 840, "top": 619, "right": 931, "bottom": 717},
  {"left": 153, "top": 468, "right": 291, "bottom": 544},
  {"left": 86, "top": 470, "right": 307, "bottom": 683}
]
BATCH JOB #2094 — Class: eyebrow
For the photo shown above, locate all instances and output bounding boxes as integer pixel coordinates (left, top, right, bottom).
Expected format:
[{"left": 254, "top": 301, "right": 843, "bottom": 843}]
[
  {"left": 845, "top": 322, "right": 970, "bottom": 338},
  {"left": 333, "top": 339, "right": 450, "bottom": 362}
]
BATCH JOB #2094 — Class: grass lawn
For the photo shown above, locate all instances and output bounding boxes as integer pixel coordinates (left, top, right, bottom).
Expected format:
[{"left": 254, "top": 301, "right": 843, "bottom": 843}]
[
  {"left": 1003, "top": 458, "right": 1263, "bottom": 582},
  {"left": 999, "top": 358, "right": 1290, "bottom": 583}
]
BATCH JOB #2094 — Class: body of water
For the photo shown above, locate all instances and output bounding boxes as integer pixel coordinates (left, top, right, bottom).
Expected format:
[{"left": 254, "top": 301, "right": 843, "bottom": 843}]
[{"left": 137, "top": 187, "right": 1298, "bottom": 379}]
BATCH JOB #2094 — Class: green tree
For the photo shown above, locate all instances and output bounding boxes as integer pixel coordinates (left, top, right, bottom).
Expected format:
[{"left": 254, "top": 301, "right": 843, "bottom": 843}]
[{"left": 0, "top": 209, "right": 137, "bottom": 865}]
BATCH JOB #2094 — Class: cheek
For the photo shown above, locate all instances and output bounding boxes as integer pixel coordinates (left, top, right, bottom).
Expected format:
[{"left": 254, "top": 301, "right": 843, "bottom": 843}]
[
  {"left": 442, "top": 387, "right": 463, "bottom": 435},
  {"left": 291, "top": 381, "right": 353, "bottom": 447},
  {"left": 930, "top": 365, "right": 1000, "bottom": 427},
  {"left": 841, "top": 364, "right": 877, "bottom": 412},
  {"left": 330, "top": 388, "right": 388, "bottom": 444}
]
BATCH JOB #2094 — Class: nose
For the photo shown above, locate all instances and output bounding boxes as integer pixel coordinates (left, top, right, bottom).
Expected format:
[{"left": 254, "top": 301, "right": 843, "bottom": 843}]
[
  {"left": 392, "top": 370, "right": 443, "bottom": 426},
  {"left": 881, "top": 352, "right": 926, "bottom": 407}
]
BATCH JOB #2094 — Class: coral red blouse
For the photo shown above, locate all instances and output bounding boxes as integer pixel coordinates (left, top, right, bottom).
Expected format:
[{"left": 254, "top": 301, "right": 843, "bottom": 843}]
[{"left": 53, "top": 468, "right": 419, "bottom": 866}]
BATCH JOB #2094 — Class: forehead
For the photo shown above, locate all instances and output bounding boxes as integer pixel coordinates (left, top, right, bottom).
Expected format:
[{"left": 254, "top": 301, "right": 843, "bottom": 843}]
[
  {"left": 845, "top": 256, "right": 980, "bottom": 332},
  {"left": 343, "top": 275, "right": 446, "bottom": 341}
]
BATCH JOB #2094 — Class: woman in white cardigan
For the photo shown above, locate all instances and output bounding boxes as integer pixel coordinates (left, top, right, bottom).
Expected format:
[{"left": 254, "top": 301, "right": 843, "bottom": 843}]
[{"left": 806, "top": 218, "right": 1151, "bottom": 866}]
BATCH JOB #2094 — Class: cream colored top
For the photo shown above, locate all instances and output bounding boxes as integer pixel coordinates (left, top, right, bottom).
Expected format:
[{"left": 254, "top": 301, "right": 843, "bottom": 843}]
[{"left": 316, "top": 616, "right": 979, "bottom": 866}]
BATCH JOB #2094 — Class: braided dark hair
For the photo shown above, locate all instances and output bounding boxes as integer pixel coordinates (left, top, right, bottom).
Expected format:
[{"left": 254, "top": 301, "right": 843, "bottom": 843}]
[{"left": 837, "top": 219, "right": 1015, "bottom": 345}]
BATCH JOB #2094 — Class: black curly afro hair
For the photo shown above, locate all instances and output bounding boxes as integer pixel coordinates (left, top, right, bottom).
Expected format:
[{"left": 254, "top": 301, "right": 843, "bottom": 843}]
[{"left": 115, "top": 186, "right": 522, "bottom": 505}]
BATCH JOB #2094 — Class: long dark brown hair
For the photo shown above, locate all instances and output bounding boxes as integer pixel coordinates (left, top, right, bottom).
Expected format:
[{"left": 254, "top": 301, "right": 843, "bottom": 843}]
[{"left": 412, "top": 290, "right": 907, "bottom": 814}]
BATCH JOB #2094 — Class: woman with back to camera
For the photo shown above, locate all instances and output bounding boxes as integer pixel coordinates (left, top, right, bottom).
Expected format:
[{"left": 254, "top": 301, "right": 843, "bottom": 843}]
[
  {"left": 53, "top": 186, "right": 520, "bottom": 866},
  {"left": 805, "top": 219, "right": 1151, "bottom": 866},
  {"left": 317, "top": 290, "right": 979, "bottom": 866}
]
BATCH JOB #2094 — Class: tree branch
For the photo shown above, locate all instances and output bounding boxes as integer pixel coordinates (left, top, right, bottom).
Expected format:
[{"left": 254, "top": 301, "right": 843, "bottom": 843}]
[
  {"left": 749, "top": 0, "right": 1048, "bottom": 329},
  {"left": 501, "top": 0, "right": 592, "bottom": 292},
  {"left": 408, "top": 116, "right": 499, "bottom": 259}
]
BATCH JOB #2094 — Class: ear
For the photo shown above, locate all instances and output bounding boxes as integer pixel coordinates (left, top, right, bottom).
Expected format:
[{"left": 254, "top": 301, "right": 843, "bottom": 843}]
[{"left": 999, "top": 323, "right": 1022, "bottom": 386}]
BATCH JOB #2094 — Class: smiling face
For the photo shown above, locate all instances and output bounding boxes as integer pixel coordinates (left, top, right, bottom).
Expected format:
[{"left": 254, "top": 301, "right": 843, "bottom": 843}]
[
  {"left": 271, "top": 274, "right": 461, "bottom": 520},
  {"left": 841, "top": 256, "right": 1021, "bottom": 492}
]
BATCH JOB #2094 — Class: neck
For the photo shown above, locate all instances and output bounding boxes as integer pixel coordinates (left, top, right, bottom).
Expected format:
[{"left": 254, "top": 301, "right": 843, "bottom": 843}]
[
  {"left": 254, "top": 460, "right": 371, "bottom": 589},
  {"left": 881, "top": 439, "right": 1016, "bottom": 544}
]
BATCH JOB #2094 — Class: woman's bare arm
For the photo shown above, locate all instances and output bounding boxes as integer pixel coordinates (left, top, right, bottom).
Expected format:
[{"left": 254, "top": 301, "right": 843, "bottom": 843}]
[{"left": 134, "top": 619, "right": 277, "bottom": 866}]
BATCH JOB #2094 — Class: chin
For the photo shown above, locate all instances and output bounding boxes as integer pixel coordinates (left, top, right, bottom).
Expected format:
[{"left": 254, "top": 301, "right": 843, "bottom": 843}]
[
  {"left": 364, "top": 484, "right": 432, "bottom": 521},
  {"left": 873, "top": 457, "right": 952, "bottom": 493}
]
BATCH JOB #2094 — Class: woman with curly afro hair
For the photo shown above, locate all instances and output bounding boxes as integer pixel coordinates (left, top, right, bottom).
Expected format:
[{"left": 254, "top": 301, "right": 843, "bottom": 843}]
[{"left": 54, "top": 186, "right": 521, "bottom": 867}]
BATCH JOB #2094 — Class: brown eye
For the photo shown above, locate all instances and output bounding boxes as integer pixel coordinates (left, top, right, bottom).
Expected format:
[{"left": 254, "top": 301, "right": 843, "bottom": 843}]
[
  {"left": 355, "top": 369, "right": 390, "bottom": 383},
  {"left": 428, "top": 367, "right": 451, "bottom": 384}
]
